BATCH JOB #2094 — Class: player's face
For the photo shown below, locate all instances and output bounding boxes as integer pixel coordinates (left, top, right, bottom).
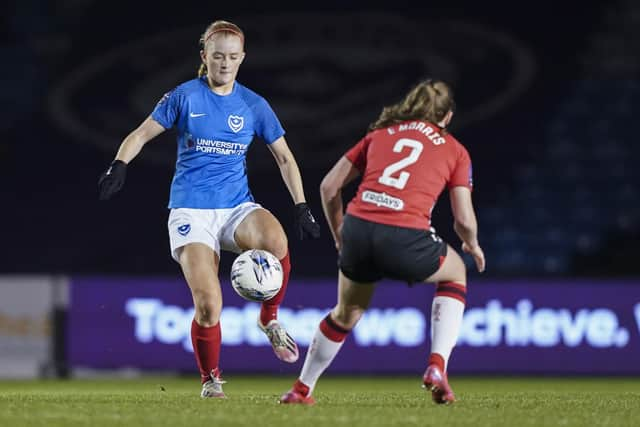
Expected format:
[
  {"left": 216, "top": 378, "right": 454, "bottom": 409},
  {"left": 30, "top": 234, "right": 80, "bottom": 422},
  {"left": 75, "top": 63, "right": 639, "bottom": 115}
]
[{"left": 201, "top": 34, "right": 245, "bottom": 88}]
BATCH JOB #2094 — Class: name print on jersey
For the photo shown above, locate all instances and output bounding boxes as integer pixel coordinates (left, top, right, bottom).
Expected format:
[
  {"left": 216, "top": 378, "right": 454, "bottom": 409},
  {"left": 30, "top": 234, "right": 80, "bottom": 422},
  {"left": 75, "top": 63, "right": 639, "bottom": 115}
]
[
  {"left": 228, "top": 115, "right": 244, "bottom": 133},
  {"left": 387, "top": 121, "right": 446, "bottom": 145}
]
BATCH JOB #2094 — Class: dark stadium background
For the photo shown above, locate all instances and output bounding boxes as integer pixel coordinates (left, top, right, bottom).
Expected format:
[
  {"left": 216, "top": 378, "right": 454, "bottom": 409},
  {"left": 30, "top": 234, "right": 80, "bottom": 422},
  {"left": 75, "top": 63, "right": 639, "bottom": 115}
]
[
  {"left": 1, "top": 5, "right": 639, "bottom": 423},
  {"left": 1, "top": 0, "right": 637, "bottom": 278}
]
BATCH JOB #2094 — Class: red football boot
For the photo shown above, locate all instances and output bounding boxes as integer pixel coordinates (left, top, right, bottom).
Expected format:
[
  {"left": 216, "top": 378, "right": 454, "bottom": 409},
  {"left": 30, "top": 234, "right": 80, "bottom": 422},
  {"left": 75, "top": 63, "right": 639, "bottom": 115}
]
[
  {"left": 279, "top": 380, "right": 316, "bottom": 405},
  {"left": 422, "top": 364, "right": 456, "bottom": 404}
]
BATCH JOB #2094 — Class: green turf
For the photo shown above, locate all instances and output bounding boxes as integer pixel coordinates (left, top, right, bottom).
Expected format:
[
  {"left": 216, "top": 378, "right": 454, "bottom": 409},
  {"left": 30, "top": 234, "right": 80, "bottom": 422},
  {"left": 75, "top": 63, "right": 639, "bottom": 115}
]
[{"left": 1, "top": 376, "right": 639, "bottom": 427}]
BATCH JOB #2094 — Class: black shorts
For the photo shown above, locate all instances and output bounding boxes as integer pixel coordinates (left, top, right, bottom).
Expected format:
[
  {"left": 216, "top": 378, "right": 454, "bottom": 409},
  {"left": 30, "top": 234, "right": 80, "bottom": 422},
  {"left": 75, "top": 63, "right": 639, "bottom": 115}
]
[{"left": 338, "top": 214, "right": 447, "bottom": 284}]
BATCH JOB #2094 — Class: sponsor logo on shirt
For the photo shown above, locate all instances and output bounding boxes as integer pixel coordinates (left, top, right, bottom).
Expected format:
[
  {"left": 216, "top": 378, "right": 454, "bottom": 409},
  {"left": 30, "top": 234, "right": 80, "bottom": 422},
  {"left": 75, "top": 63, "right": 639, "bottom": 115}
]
[
  {"left": 191, "top": 137, "right": 247, "bottom": 155},
  {"left": 362, "top": 190, "right": 404, "bottom": 211},
  {"left": 228, "top": 115, "right": 244, "bottom": 133}
]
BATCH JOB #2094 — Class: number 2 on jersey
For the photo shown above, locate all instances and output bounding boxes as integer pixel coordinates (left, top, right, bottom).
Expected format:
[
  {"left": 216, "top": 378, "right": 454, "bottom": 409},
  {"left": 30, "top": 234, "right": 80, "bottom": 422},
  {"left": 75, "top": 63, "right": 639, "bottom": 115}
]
[{"left": 377, "top": 138, "right": 424, "bottom": 189}]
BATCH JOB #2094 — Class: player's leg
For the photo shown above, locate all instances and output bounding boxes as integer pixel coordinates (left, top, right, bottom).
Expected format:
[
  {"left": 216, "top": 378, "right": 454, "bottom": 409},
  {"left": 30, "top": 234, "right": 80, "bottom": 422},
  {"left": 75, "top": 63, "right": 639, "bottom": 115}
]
[
  {"left": 233, "top": 207, "right": 289, "bottom": 321},
  {"left": 301, "top": 271, "right": 376, "bottom": 392},
  {"left": 422, "top": 244, "right": 467, "bottom": 404},
  {"left": 231, "top": 205, "right": 297, "bottom": 362},
  {"left": 281, "top": 213, "right": 378, "bottom": 404},
  {"left": 178, "top": 243, "right": 226, "bottom": 398},
  {"left": 168, "top": 208, "right": 225, "bottom": 398},
  {"left": 281, "top": 271, "right": 375, "bottom": 405},
  {"left": 367, "top": 222, "right": 463, "bottom": 403}
]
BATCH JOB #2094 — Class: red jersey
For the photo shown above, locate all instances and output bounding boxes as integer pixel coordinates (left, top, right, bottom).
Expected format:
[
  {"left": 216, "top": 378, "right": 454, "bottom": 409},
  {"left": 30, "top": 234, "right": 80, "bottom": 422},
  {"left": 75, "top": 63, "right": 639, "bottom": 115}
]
[{"left": 345, "top": 120, "right": 472, "bottom": 230}]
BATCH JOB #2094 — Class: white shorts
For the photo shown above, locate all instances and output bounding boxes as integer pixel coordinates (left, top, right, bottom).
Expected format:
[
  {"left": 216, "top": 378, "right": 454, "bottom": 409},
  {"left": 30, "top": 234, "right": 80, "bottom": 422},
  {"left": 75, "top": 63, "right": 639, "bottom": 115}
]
[{"left": 167, "top": 202, "right": 263, "bottom": 262}]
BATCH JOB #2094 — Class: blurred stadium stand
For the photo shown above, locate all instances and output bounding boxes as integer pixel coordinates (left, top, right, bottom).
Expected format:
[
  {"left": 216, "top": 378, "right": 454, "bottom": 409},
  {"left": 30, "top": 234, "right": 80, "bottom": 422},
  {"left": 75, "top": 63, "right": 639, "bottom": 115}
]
[
  {"left": 0, "top": 0, "right": 637, "bottom": 277},
  {"left": 480, "top": 0, "right": 640, "bottom": 276}
]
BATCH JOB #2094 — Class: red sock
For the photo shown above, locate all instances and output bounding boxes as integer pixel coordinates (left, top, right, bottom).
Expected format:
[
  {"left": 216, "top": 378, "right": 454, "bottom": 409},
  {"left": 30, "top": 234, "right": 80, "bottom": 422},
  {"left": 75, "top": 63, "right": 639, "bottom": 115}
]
[
  {"left": 191, "top": 320, "right": 221, "bottom": 384},
  {"left": 429, "top": 353, "right": 446, "bottom": 373},
  {"left": 260, "top": 250, "right": 290, "bottom": 326}
]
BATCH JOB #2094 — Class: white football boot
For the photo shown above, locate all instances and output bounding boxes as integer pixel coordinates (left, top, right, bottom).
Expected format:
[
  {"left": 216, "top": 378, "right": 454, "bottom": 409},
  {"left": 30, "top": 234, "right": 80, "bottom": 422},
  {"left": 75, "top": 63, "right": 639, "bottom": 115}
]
[
  {"left": 200, "top": 368, "right": 227, "bottom": 399},
  {"left": 258, "top": 319, "right": 299, "bottom": 363}
]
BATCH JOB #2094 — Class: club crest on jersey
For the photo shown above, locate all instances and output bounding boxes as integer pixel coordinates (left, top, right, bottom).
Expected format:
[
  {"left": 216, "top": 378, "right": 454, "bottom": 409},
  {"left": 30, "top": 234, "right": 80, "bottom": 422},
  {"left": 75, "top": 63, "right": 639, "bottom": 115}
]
[{"left": 228, "top": 115, "right": 244, "bottom": 133}]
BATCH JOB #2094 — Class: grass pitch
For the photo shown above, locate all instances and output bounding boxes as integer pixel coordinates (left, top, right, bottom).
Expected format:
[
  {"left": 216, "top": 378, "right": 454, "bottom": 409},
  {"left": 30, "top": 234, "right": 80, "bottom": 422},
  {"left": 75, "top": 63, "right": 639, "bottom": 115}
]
[{"left": 1, "top": 376, "right": 639, "bottom": 427}]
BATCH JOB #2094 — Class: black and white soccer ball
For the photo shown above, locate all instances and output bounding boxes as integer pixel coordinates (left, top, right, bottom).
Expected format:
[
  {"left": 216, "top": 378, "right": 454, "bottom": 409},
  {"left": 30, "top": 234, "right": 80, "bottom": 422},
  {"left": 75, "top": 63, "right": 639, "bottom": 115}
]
[{"left": 230, "top": 249, "right": 283, "bottom": 302}]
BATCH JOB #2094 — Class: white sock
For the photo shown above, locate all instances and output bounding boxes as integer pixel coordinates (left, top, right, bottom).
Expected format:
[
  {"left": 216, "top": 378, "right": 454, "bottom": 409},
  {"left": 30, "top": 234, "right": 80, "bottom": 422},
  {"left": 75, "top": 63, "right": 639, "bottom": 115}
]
[
  {"left": 299, "top": 326, "right": 346, "bottom": 395},
  {"left": 430, "top": 295, "right": 465, "bottom": 371}
]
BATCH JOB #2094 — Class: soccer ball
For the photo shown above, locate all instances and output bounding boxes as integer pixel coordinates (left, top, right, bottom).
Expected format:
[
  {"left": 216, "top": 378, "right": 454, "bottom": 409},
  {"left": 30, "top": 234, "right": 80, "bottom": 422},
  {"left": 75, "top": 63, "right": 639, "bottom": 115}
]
[{"left": 230, "top": 249, "right": 283, "bottom": 302}]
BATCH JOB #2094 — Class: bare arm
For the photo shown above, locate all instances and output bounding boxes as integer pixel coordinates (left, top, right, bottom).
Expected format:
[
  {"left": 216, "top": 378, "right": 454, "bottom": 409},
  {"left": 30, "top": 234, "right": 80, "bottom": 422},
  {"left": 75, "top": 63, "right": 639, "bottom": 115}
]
[
  {"left": 449, "top": 186, "right": 485, "bottom": 272},
  {"left": 267, "top": 137, "right": 307, "bottom": 204},
  {"left": 114, "top": 116, "right": 166, "bottom": 164},
  {"left": 450, "top": 186, "right": 479, "bottom": 247},
  {"left": 320, "top": 156, "right": 361, "bottom": 250}
]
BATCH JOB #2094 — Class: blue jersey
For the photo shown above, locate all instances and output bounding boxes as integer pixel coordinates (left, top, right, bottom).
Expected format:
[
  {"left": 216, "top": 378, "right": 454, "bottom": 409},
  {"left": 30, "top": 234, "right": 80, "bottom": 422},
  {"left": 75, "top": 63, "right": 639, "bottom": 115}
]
[{"left": 151, "top": 77, "right": 285, "bottom": 208}]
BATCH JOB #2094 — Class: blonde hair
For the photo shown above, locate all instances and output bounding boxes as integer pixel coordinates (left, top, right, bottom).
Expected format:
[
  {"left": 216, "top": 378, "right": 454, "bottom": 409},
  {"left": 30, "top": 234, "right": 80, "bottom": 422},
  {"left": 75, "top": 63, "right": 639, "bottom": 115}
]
[
  {"left": 197, "top": 20, "right": 245, "bottom": 77},
  {"left": 369, "top": 79, "right": 455, "bottom": 132}
]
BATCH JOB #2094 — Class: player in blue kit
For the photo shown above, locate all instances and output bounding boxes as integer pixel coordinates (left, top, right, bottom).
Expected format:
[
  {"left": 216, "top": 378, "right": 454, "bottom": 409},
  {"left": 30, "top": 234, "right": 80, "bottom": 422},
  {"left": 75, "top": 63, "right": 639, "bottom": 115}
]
[{"left": 98, "top": 20, "right": 320, "bottom": 398}]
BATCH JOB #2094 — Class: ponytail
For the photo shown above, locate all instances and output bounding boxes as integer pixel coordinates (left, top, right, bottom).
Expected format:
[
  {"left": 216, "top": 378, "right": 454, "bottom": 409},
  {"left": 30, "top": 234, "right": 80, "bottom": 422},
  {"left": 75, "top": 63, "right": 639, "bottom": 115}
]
[
  {"left": 198, "top": 63, "right": 207, "bottom": 77},
  {"left": 369, "top": 79, "right": 455, "bottom": 132}
]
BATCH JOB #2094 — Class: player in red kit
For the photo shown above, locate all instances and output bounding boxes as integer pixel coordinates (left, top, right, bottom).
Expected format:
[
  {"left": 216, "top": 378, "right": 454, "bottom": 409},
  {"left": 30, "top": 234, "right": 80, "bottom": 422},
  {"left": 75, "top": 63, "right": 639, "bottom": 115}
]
[{"left": 280, "top": 79, "right": 485, "bottom": 405}]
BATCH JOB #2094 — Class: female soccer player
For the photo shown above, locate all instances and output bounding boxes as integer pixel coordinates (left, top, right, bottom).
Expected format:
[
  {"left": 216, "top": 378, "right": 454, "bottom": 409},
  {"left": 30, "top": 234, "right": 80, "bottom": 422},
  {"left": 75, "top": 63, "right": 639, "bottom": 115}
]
[
  {"left": 98, "top": 20, "right": 320, "bottom": 398},
  {"left": 280, "top": 79, "right": 485, "bottom": 405}
]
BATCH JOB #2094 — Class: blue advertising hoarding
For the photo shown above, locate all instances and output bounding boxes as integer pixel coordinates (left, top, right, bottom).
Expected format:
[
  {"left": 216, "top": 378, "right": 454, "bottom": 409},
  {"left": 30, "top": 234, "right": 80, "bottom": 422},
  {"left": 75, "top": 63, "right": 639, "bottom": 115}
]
[{"left": 67, "top": 278, "right": 640, "bottom": 374}]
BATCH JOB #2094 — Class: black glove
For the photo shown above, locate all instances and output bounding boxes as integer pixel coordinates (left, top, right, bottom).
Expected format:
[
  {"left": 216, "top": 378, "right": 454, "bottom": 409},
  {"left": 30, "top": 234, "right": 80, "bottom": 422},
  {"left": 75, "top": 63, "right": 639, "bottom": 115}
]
[
  {"left": 98, "top": 160, "right": 127, "bottom": 200},
  {"left": 293, "top": 202, "right": 320, "bottom": 240}
]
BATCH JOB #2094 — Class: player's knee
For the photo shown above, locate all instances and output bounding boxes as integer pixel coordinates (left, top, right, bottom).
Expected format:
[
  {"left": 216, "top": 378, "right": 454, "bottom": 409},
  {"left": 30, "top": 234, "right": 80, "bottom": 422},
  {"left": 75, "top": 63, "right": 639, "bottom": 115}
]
[
  {"left": 194, "top": 303, "right": 221, "bottom": 326},
  {"left": 192, "top": 290, "right": 222, "bottom": 326},
  {"left": 258, "top": 228, "right": 288, "bottom": 259}
]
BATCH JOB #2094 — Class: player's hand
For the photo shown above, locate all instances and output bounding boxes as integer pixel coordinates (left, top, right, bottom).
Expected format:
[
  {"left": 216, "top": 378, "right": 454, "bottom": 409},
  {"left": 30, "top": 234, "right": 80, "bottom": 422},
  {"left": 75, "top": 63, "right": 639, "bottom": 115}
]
[
  {"left": 462, "top": 242, "right": 485, "bottom": 273},
  {"left": 98, "top": 160, "right": 127, "bottom": 200},
  {"left": 293, "top": 202, "right": 320, "bottom": 240}
]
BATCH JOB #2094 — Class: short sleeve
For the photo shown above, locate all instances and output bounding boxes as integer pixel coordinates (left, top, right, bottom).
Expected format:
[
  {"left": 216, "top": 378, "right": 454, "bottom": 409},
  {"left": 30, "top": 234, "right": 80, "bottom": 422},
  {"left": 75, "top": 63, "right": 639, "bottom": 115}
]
[
  {"left": 151, "top": 89, "right": 181, "bottom": 129},
  {"left": 252, "top": 98, "right": 285, "bottom": 144},
  {"left": 344, "top": 135, "right": 371, "bottom": 172},
  {"left": 448, "top": 144, "right": 473, "bottom": 190}
]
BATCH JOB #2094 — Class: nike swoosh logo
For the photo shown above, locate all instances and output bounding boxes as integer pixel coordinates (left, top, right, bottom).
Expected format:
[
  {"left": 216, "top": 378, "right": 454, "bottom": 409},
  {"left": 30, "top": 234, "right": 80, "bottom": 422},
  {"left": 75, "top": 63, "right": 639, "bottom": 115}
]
[{"left": 190, "top": 112, "right": 206, "bottom": 118}]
